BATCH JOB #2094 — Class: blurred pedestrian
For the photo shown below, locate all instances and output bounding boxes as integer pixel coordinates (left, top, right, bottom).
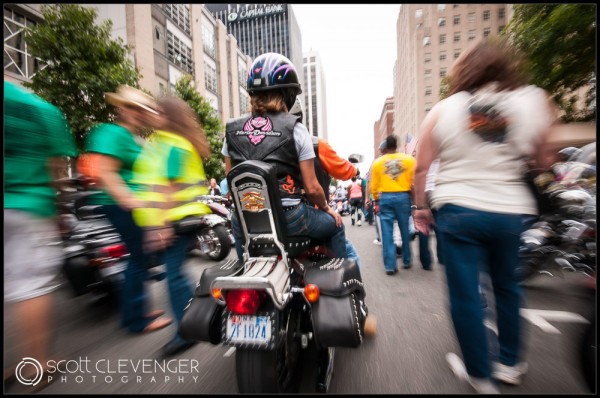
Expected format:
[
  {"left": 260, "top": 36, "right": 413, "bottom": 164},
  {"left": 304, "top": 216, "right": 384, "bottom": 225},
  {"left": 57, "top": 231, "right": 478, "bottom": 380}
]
[
  {"left": 131, "top": 95, "right": 212, "bottom": 358},
  {"left": 347, "top": 176, "right": 364, "bottom": 226},
  {"left": 209, "top": 178, "right": 222, "bottom": 196},
  {"left": 85, "top": 85, "right": 172, "bottom": 334},
  {"left": 369, "top": 134, "right": 417, "bottom": 275},
  {"left": 4, "top": 80, "right": 78, "bottom": 391},
  {"left": 222, "top": 52, "right": 346, "bottom": 261},
  {"left": 412, "top": 37, "right": 557, "bottom": 393}
]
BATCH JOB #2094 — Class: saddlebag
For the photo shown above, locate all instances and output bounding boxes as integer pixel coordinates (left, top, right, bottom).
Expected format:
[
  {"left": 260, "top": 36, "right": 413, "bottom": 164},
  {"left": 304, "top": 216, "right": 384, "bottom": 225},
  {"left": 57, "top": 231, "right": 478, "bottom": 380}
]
[
  {"left": 303, "top": 257, "right": 367, "bottom": 348},
  {"left": 179, "top": 258, "right": 243, "bottom": 344}
]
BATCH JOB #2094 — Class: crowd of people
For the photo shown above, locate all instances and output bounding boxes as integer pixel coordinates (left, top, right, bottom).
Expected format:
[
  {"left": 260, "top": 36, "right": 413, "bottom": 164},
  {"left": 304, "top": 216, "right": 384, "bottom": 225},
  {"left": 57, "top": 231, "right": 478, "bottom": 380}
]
[{"left": 4, "top": 35, "right": 568, "bottom": 394}]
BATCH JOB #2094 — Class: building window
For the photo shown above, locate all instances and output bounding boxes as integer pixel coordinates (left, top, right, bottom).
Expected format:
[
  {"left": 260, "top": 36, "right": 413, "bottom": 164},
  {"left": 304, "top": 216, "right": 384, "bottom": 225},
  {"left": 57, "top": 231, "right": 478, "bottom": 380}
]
[
  {"left": 425, "top": 86, "right": 432, "bottom": 96},
  {"left": 202, "top": 22, "right": 216, "bottom": 58},
  {"left": 167, "top": 31, "right": 193, "bottom": 74},
  {"left": 499, "top": 25, "right": 506, "bottom": 33},
  {"left": 425, "top": 69, "right": 432, "bottom": 80},
  {"left": 3, "top": 7, "right": 46, "bottom": 79},
  {"left": 438, "top": 17, "right": 446, "bottom": 27},
  {"left": 483, "top": 27, "right": 491, "bottom": 37},
  {"left": 437, "top": 4, "right": 446, "bottom": 12},
  {"left": 440, "top": 67, "right": 447, "bottom": 78},
  {"left": 424, "top": 52, "right": 431, "bottom": 63},
  {"left": 239, "top": 89, "right": 249, "bottom": 113},
  {"left": 425, "top": 102, "right": 433, "bottom": 112},
  {"left": 162, "top": 4, "right": 191, "bottom": 35},
  {"left": 498, "top": 8, "right": 505, "bottom": 19},
  {"left": 468, "top": 30, "right": 476, "bottom": 41},
  {"left": 483, "top": 10, "right": 490, "bottom": 21},
  {"left": 440, "top": 51, "right": 447, "bottom": 61},
  {"left": 453, "top": 15, "right": 460, "bottom": 25},
  {"left": 238, "top": 61, "right": 247, "bottom": 87},
  {"left": 439, "top": 34, "right": 446, "bottom": 44},
  {"left": 415, "top": 8, "right": 423, "bottom": 18},
  {"left": 468, "top": 12, "right": 476, "bottom": 23},
  {"left": 416, "top": 23, "right": 422, "bottom": 29},
  {"left": 454, "top": 48, "right": 461, "bottom": 59},
  {"left": 454, "top": 32, "right": 461, "bottom": 42},
  {"left": 423, "top": 36, "right": 431, "bottom": 46},
  {"left": 310, "top": 56, "right": 316, "bottom": 62},
  {"left": 204, "top": 61, "right": 218, "bottom": 94}
]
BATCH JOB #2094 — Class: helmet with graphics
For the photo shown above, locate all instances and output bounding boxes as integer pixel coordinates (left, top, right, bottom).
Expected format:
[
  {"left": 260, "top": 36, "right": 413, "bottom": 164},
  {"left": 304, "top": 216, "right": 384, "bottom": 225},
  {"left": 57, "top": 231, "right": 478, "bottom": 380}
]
[{"left": 247, "top": 52, "right": 302, "bottom": 110}]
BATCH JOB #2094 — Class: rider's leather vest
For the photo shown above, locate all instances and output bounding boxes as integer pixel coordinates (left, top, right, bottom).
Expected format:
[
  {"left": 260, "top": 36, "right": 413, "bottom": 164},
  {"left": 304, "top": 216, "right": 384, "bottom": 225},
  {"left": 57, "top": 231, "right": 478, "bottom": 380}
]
[{"left": 226, "top": 112, "right": 303, "bottom": 201}]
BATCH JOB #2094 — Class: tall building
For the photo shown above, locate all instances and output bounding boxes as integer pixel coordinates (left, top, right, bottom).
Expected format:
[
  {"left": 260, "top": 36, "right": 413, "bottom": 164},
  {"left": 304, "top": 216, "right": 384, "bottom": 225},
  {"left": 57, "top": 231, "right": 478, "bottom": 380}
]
[
  {"left": 302, "top": 50, "right": 328, "bottom": 140},
  {"left": 206, "top": 4, "right": 305, "bottom": 102},
  {"left": 393, "top": 4, "right": 511, "bottom": 151},
  {"left": 373, "top": 97, "right": 395, "bottom": 160},
  {"left": 3, "top": 4, "right": 253, "bottom": 122}
]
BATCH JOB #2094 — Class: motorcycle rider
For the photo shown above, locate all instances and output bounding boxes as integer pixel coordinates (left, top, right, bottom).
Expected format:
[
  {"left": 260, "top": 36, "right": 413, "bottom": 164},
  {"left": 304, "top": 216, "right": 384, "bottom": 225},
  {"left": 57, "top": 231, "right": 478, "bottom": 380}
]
[{"left": 221, "top": 52, "right": 346, "bottom": 261}]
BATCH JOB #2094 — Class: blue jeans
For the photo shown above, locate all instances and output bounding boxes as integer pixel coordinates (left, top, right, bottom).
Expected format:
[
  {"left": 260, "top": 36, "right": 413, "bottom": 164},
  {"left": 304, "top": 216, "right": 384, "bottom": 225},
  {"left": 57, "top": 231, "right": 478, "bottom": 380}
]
[
  {"left": 346, "top": 239, "right": 360, "bottom": 269},
  {"left": 435, "top": 204, "right": 527, "bottom": 379},
  {"left": 417, "top": 232, "right": 432, "bottom": 269},
  {"left": 379, "top": 192, "right": 412, "bottom": 271},
  {"left": 232, "top": 203, "right": 347, "bottom": 261},
  {"left": 163, "top": 233, "right": 194, "bottom": 341},
  {"left": 103, "top": 205, "right": 152, "bottom": 333}
]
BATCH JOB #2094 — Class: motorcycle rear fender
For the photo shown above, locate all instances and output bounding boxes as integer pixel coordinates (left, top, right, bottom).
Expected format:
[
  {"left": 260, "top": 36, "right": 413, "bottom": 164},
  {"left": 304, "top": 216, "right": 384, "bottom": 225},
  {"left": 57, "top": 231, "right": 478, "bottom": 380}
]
[
  {"left": 211, "top": 256, "right": 291, "bottom": 310},
  {"left": 202, "top": 214, "right": 227, "bottom": 228}
]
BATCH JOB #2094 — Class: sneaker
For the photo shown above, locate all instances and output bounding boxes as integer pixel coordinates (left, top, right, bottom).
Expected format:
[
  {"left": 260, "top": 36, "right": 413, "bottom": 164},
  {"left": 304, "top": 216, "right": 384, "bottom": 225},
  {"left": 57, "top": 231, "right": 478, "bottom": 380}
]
[
  {"left": 492, "top": 361, "right": 528, "bottom": 385},
  {"left": 446, "top": 352, "right": 500, "bottom": 394},
  {"left": 357, "top": 220, "right": 362, "bottom": 226},
  {"left": 373, "top": 239, "right": 382, "bottom": 246},
  {"left": 467, "top": 376, "right": 500, "bottom": 394}
]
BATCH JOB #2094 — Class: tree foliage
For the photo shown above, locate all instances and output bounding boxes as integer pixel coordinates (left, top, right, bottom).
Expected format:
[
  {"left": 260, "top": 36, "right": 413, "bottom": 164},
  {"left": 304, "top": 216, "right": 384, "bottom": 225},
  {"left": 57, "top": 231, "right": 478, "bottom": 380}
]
[
  {"left": 173, "top": 74, "right": 225, "bottom": 181},
  {"left": 23, "top": 4, "right": 140, "bottom": 148},
  {"left": 504, "top": 4, "right": 596, "bottom": 122}
]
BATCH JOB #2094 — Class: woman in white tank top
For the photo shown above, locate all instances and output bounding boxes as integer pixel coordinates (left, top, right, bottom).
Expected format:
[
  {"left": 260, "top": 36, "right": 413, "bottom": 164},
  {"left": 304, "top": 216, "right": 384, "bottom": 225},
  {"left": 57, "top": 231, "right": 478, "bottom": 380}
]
[{"left": 412, "top": 37, "right": 558, "bottom": 393}]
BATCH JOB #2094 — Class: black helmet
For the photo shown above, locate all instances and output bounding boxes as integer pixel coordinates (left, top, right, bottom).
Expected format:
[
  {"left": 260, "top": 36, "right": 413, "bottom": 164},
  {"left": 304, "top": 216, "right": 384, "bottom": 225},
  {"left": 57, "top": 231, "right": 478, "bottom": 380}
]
[{"left": 247, "top": 53, "right": 301, "bottom": 109}]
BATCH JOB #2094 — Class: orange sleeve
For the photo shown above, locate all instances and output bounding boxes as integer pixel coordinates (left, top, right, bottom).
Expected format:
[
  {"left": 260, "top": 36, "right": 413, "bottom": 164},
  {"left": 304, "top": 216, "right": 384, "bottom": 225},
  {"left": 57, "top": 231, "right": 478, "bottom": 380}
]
[
  {"left": 318, "top": 139, "right": 357, "bottom": 180},
  {"left": 77, "top": 153, "right": 105, "bottom": 180}
]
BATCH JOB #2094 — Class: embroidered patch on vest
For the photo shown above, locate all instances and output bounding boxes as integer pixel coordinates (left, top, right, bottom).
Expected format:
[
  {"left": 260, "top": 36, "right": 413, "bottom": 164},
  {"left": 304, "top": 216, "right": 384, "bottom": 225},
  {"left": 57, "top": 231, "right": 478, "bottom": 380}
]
[{"left": 235, "top": 116, "right": 282, "bottom": 145}]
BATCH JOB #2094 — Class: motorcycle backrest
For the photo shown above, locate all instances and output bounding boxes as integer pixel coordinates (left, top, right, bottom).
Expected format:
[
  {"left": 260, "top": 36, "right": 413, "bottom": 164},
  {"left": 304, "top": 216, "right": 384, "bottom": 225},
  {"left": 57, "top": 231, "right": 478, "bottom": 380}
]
[{"left": 227, "top": 160, "right": 288, "bottom": 257}]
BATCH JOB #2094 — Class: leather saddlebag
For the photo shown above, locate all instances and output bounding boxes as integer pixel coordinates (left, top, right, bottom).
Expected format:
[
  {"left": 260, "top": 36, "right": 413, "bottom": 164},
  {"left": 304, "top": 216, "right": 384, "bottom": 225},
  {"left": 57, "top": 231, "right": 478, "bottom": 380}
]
[
  {"left": 179, "top": 258, "right": 243, "bottom": 344},
  {"left": 304, "top": 257, "right": 367, "bottom": 348}
]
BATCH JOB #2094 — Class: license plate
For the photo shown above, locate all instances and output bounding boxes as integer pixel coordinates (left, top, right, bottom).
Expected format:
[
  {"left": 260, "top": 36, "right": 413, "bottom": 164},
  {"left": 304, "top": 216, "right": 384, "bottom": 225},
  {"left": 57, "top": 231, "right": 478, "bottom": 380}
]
[
  {"left": 226, "top": 314, "right": 272, "bottom": 345},
  {"left": 99, "top": 261, "right": 126, "bottom": 278}
]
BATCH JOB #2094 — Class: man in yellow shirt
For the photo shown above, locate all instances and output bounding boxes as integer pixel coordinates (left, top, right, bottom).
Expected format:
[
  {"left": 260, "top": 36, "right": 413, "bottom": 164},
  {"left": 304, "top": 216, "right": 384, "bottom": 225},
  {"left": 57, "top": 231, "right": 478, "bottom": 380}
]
[{"left": 369, "top": 135, "right": 417, "bottom": 275}]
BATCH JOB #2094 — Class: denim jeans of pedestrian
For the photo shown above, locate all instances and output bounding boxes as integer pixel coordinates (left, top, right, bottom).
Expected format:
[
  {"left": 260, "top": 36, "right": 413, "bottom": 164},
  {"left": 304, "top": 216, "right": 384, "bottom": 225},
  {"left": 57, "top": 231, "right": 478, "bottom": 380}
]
[
  {"left": 103, "top": 204, "right": 152, "bottom": 333},
  {"left": 345, "top": 238, "right": 360, "bottom": 269},
  {"left": 379, "top": 192, "right": 412, "bottom": 271},
  {"left": 435, "top": 204, "right": 527, "bottom": 379},
  {"left": 417, "top": 231, "right": 432, "bottom": 269},
  {"left": 231, "top": 203, "right": 347, "bottom": 261},
  {"left": 163, "top": 233, "right": 194, "bottom": 343}
]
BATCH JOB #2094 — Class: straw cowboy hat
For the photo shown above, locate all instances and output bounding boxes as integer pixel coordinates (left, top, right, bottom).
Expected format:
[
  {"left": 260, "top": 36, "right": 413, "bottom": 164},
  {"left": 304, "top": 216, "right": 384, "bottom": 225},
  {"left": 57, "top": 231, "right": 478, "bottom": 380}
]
[{"left": 105, "top": 85, "right": 159, "bottom": 115}]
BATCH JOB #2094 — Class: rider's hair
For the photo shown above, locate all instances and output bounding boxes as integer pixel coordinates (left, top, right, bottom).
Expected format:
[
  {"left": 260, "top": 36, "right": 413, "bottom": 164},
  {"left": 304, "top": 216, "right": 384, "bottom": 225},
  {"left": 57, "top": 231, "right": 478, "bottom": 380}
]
[{"left": 250, "top": 90, "right": 288, "bottom": 116}]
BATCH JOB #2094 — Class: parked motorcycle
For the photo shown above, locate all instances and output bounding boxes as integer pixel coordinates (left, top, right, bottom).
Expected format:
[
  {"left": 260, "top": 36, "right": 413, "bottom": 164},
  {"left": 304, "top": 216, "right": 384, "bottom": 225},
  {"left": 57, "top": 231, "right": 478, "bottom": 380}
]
[
  {"left": 179, "top": 160, "right": 375, "bottom": 393},
  {"left": 189, "top": 195, "right": 235, "bottom": 261}
]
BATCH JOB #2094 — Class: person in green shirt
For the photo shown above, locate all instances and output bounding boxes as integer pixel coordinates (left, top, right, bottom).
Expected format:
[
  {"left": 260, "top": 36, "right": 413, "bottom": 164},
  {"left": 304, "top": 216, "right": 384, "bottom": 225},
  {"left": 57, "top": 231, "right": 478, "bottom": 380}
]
[
  {"left": 84, "top": 85, "right": 172, "bottom": 334},
  {"left": 4, "top": 80, "right": 77, "bottom": 390}
]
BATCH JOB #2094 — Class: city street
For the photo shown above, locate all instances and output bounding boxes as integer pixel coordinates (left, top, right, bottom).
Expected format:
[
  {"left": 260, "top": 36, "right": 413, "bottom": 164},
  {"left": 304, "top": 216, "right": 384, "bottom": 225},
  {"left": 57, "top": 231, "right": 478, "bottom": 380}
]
[{"left": 4, "top": 216, "right": 594, "bottom": 394}]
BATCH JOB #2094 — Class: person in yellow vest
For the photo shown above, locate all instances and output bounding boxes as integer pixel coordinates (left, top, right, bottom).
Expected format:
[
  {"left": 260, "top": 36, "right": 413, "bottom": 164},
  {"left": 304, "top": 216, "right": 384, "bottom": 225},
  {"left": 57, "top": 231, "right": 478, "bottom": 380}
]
[{"left": 132, "top": 95, "right": 211, "bottom": 358}]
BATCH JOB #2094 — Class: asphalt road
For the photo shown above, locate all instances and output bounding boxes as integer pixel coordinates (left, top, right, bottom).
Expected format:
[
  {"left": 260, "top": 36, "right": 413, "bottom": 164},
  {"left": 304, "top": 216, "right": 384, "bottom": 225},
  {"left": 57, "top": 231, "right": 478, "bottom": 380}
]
[{"left": 4, "top": 215, "right": 595, "bottom": 394}]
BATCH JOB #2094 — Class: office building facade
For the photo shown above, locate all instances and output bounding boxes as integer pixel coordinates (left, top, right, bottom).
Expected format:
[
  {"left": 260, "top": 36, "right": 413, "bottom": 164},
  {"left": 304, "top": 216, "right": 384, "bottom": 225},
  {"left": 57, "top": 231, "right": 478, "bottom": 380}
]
[
  {"left": 302, "top": 50, "right": 328, "bottom": 140},
  {"left": 4, "top": 4, "right": 252, "bottom": 122},
  {"left": 393, "top": 4, "right": 511, "bottom": 151}
]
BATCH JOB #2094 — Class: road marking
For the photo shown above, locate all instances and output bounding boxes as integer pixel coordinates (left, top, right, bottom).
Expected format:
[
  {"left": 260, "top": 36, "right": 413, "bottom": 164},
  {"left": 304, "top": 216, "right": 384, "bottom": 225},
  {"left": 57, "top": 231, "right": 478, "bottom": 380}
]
[
  {"left": 520, "top": 309, "right": 590, "bottom": 334},
  {"left": 224, "top": 347, "right": 236, "bottom": 357}
]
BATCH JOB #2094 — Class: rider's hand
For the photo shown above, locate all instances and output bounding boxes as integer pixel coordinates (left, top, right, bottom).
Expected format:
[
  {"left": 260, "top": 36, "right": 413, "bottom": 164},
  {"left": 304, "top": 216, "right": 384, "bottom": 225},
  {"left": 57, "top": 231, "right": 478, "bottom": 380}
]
[{"left": 324, "top": 205, "right": 343, "bottom": 227}]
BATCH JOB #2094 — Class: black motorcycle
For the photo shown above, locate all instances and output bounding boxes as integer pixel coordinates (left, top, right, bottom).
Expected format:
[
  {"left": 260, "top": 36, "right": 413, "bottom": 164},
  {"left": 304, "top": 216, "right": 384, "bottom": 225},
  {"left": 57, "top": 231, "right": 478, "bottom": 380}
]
[{"left": 179, "top": 160, "right": 375, "bottom": 393}]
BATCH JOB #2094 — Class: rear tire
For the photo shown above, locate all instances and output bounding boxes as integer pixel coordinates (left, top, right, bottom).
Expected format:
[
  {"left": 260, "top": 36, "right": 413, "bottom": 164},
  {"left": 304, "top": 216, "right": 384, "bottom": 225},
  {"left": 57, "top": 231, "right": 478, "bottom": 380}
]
[{"left": 198, "top": 225, "right": 231, "bottom": 261}]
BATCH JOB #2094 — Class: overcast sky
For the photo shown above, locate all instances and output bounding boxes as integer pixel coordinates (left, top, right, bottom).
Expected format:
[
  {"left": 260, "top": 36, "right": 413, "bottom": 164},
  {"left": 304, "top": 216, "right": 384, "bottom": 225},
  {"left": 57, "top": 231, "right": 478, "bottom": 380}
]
[{"left": 292, "top": 4, "right": 401, "bottom": 172}]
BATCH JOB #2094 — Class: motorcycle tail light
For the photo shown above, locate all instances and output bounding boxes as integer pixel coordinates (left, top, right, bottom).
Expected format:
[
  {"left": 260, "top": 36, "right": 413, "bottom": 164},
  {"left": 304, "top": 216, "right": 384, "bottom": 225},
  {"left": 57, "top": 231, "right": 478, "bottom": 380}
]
[
  {"left": 304, "top": 284, "right": 320, "bottom": 303},
  {"left": 100, "top": 243, "right": 128, "bottom": 259},
  {"left": 211, "top": 288, "right": 223, "bottom": 301},
  {"left": 226, "top": 289, "right": 266, "bottom": 315}
]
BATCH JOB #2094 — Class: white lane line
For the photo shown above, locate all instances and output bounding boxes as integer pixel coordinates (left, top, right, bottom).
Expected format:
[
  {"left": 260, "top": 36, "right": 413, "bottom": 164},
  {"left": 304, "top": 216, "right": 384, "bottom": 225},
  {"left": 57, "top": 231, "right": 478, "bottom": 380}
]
[
  {"left": 520, "top": 309, "right": 590, "bottom": 334},
  {"left": 224, "top": 347, "right": 236, "bottom": 357}
]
